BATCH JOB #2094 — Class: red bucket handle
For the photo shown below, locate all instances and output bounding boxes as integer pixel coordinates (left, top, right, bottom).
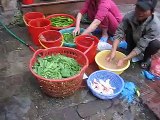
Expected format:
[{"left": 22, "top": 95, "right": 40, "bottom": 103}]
[
  {"left": 80, "top": 36, "right": 95, "bottom": 55},
  {"left": 84, "top": 41, "right": 95, "bottom": 55}
]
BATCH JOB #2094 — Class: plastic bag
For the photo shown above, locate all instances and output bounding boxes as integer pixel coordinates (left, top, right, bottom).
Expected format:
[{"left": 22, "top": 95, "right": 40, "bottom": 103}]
[
  {"left": 120, "top": 82, "right": 137, "bottom": 103},
  {"left": 150, "top": 51, "right": 160, "bottom": 76},
  {"left": 97, "top": 42, "right": 112, "bottom": 51}
]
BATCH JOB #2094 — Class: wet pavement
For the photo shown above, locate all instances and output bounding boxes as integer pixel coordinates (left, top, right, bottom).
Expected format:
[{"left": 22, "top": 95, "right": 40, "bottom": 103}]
[
  {"left": 0, "top": 24, "right": 159, "bottom": 120},
  {"left": 0, "top": 1, "right": 160, "bottom": 120}
]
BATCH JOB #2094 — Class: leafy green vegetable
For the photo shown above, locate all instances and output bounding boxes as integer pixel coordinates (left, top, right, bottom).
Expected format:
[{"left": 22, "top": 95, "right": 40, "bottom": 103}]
[
  {"left": 50, "top": 16, "right": 74, "bottom": 27},
  {"left": 63, "top": 33, "right": 75, "bottom": 43},
  {"left": 32, "top": 54, "right": 81, "bottom": 79}
]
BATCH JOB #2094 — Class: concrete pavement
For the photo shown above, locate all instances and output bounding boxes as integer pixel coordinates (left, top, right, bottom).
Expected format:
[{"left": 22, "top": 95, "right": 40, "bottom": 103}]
[{"left": 0, "top": 1, "right": 160, "bottom": 120}]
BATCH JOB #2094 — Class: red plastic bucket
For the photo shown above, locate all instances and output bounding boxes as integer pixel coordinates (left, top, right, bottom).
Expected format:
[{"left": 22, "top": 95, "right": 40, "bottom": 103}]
[
  {"left": 23, "top": 12, "right": 45, "bottom": 25},
  {"left": 75, "top": 35, "right": 99, "bottom": 64},
  {"left": 28, "top": 18, "right": 51, "bottom": 46},
  {"left": 23, "top": 0, "right": 34, "bottom": 5},
  {"left": 39, "top": 30, "right": 63, "bottom": 48},
  {"left": 23, "top": 12, "right": 45, "bottom": 35}
]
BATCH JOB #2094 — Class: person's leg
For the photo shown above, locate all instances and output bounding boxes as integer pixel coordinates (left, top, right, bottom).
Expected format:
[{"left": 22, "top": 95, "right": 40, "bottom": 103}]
[
  {"left": 141, "top": 40, "right": 160, "bottom": 69},
  {"left": 99, "top": 12, "right": 119, "bottom": 42},
  {"left": 125, "top": 24, "right": 136, "bottom": 50},
  {"left": 100, "top": 12, "right": 120, "bottom": 35},
  {"left": 143, "top": 40, "right": 160, "bottom": 61},
  {"left": 99, "top": 28, "right": 109, "bottom": 42},
  {"left": 101, "top": 28, "right": 108, "bottom": 38}
]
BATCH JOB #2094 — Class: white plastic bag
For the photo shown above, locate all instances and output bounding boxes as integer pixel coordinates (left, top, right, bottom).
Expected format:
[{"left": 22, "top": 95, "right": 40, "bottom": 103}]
[{"left": 97, "top": 42, "right": 112, "bottom": 51}]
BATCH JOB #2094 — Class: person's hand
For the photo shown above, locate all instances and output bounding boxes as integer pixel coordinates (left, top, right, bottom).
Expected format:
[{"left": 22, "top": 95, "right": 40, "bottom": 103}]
[
  {"left": 106, "top": 51, "right": 116, "bottom": 62},
  {"left": 73, "top": 27, "right": 80, "bottom": 36},
  {"left": 117, "top": 58, "right": 125, "bottom": 67}
]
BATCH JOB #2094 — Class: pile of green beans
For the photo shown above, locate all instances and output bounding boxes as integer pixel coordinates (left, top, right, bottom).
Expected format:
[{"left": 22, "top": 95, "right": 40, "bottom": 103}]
[{"left": 50, "top": 16, "right": 74, "bottom": 27}]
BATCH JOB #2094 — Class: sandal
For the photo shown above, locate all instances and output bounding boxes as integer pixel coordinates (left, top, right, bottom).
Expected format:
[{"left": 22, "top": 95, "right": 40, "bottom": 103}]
[{"left": 141, "top": 58, "right": 151, "bottom": 69}]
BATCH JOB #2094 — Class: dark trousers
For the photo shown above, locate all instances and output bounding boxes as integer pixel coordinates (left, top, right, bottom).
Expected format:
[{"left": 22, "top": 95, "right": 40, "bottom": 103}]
[{"left": 125, "top": 25, "right": 160, "bottom": 61}]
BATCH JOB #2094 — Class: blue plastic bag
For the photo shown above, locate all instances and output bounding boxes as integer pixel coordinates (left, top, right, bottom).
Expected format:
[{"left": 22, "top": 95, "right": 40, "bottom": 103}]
[{"left": 121, "top": 82, "right": 137, "bottom": 103}]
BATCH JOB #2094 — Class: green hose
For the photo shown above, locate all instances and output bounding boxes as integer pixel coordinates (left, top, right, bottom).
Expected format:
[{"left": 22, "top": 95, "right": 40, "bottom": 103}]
[{"left": 0, "top": 20, "right": 36, "bottom": 52}]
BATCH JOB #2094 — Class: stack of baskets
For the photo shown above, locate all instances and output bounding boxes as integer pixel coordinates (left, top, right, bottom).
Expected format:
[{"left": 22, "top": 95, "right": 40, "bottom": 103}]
[{"left": 23, "top": 12, "right": 76, "bottom": 48}]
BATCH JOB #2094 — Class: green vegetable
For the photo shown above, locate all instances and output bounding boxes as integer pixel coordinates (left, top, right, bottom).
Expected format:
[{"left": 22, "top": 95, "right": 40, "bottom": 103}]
[
  {"left": 50, "top": 16, "right": 74, "bottom": 27},
  {"left": 32, "top": 54, "right": 81, "bottom": 79},
  {"left": 63, "top": 33, "right": 75, "bottom": 43}
]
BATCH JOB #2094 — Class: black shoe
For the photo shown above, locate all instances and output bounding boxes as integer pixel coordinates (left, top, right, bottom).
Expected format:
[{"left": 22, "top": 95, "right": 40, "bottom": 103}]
[{"left": 141, "top": 58, "right": 151, "bottom": 69}]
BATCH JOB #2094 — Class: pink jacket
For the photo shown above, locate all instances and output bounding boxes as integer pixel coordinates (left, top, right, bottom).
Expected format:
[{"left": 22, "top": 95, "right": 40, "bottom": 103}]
[{"left": 80, "top": 0, "right": 122, "bottom": 23}]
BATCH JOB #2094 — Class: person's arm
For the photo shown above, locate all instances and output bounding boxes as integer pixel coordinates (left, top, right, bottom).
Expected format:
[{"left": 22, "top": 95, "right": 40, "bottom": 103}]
[
  {"left": 106, "top": 39, "right": 120, "bottom": 61},
  {"left": 111, "top": 39, "right": 120, "bottom": 53},
  {"left": 82, "top": 19, "right": 101, "bottom": 35},
  {"left": 114, "top": 14, "right": 129, "bottom": 42},
  {"left": 124, "top": 50, "right": 137, "bottom": 60},
  {"left": 117, "top": 21, "right": 159, "bottom": 66},
  {"left": 82, "top": 0, "right": 111, "bottom": 35},
  {"left": 76, "top": 13, "right": 82, "bottom": 28},
  {"left": 117, "top": 27, "right": 159, "bottom": 67},
  {"left": 106, "top": 14, "right": 129, "bottom": 61},
  {"left": 73, "top": 13, "right": 82, "bottom": 36},
  {"left": 117, "top": 50, "right": 137, "bottom": 66},
  {"left": 73, "top": 0, "right": 90, "bottom": 36}
]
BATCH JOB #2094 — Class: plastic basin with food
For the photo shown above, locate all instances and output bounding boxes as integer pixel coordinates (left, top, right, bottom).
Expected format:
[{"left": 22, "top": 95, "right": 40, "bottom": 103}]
[
  {"left": 87, "top": 70, "right": 124, "bottom": 100},
  {"left": 59, "top": 27, "right": 85, "bottom": 48},
  {"left": 95, "top": 50, "right": 130, "bottom": 74},
  {"left": 46, "top": 14, "right": 76, "bottom": 30}
]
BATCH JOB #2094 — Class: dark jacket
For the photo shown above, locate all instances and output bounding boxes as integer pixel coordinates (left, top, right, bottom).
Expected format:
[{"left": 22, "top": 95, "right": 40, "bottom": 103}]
[{"left": 114, "top": 11, "right": 160, "bottom": 54}]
